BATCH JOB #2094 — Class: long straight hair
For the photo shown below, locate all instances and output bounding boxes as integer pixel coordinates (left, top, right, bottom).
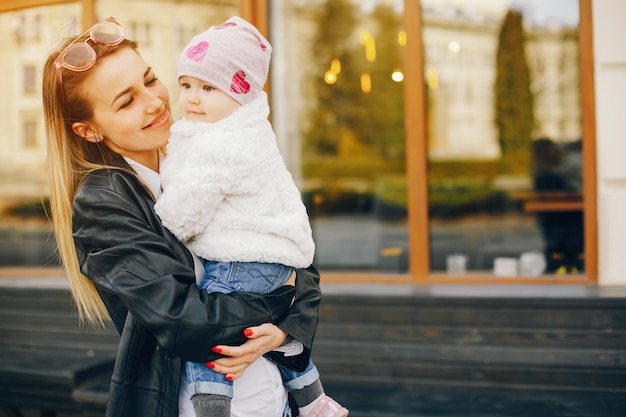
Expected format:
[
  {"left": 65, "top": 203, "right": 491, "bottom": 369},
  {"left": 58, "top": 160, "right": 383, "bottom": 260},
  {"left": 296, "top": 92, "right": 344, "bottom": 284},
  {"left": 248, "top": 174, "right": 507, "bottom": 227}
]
[{"left": 42, "top": 35, "right": 140, "bottom": 327}]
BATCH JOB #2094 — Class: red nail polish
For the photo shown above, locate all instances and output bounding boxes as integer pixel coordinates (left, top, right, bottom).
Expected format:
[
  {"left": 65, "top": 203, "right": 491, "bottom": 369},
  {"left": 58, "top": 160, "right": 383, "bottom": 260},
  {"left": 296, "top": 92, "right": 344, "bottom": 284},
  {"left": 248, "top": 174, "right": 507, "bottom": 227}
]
[
  {"left": 205, "top": 362, "right": 215, "bottom": 369},
  {"left": 212, "top": 346, "right": 222, "bottom": 354},
  {"left": 225, "top": 375, "right": 233, "bottom": 381},
  {"left": 243, "top": 328, "right": 253, "bottom": 337}
]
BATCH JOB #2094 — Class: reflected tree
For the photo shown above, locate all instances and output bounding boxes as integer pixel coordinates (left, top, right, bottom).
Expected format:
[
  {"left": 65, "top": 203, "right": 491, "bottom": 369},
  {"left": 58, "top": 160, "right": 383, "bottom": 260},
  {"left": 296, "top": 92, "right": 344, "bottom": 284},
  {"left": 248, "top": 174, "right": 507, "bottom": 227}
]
[
  {"left": 303, "top": 0, "right": 407, "bottom": 216},
  {"left": 361, "top": 3, "right": 405, "bottom": 162},
  {"left": 495, "top": 9, "right": 534, "bottom": 174},
  {"left": 305, "top": 1, "right": 404, "bottom": 163},
  {"left": 305, "top": 0, "right": 359, "bottom": 156}
]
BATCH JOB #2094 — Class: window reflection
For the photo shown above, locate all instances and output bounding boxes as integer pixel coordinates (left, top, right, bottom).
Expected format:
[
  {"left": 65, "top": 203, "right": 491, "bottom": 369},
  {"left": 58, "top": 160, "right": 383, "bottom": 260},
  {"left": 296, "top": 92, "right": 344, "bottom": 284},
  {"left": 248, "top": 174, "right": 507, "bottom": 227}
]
[
  {"left": 531, "top": 138, "right": 583, "bottom": 274},
  {"left": 271, "top": 0, "right": 408, "bottom": 272},
  {"left": 0, "top": 0, "right": 585, "bottom": 277},
  {"left": 424, "top": 0, "right": 583, "bottom": 276}
]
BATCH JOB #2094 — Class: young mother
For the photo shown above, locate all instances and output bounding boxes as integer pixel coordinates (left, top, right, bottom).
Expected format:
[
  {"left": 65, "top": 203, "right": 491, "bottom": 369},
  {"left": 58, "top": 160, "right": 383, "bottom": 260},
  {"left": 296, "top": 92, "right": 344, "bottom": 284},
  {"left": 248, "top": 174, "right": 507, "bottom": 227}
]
[{"left": 42, "top": 17, "right": 321, "bottom": 417}]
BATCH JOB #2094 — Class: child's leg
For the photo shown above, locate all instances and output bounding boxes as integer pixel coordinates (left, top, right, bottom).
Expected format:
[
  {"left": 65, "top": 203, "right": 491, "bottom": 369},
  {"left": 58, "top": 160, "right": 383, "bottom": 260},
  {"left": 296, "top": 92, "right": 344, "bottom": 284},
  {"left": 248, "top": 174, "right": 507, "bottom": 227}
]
[
  {"left": 280, "top": 360, "right": 348, "bottom": 417},
  {"left": 186, "top": 360, "right": 232, "bottom": 417},
  {"left": 187, "top": 261, "right": 236, "bottom": 417},
  {"left": 280, "top": 360, "right": 323, "bottom": 407},
  {"left": 187, "top": 261, "right": 293, "bottom": 417}
]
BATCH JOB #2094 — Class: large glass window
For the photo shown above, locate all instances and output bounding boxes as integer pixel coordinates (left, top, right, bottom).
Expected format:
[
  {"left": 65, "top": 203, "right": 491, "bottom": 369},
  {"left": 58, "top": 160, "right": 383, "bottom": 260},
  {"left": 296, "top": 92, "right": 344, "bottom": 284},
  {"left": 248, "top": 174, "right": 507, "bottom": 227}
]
[
  {"left": 423, "top": 0, "right": 583, "bottom": 277},
  {"left": 0, "top": 0, "right": 594, "bottom": 282}
]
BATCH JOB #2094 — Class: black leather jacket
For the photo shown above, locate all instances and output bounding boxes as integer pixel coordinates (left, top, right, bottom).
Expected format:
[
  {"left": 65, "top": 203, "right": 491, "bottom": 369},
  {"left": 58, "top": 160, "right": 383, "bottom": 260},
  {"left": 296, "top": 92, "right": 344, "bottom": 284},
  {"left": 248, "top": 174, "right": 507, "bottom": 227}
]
[{"left": 72, "top": 168, "right": 321, "bottom": 417}]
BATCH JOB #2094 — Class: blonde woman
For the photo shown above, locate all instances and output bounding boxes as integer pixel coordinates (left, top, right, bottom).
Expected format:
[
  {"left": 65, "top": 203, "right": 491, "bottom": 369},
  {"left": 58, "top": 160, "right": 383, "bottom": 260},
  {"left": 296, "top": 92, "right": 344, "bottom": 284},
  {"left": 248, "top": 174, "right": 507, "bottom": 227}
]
[{"left": 43, "top": 17, "right": 321, "bottom": 417}]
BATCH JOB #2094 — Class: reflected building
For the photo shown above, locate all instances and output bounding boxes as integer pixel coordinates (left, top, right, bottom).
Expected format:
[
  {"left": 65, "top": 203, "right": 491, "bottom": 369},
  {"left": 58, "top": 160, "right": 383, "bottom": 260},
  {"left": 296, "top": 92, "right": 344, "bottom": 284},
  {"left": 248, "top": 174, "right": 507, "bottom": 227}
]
[
  {"left": 526, "top": 24, "right": 581, "bottom": 143},
  {"left": 422, "top": 1, "right": 581, "bottom": 161},
  {"left": 423, "top": 5, "right": 504, "bottom": 160}
]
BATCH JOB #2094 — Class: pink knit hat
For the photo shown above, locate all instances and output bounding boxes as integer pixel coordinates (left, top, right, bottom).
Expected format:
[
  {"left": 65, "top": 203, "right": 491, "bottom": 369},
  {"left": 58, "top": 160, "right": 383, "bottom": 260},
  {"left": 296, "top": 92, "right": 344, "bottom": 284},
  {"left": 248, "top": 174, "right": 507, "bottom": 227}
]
[{"left": 177, "top": 16, "right": 271, "bottom": 105}]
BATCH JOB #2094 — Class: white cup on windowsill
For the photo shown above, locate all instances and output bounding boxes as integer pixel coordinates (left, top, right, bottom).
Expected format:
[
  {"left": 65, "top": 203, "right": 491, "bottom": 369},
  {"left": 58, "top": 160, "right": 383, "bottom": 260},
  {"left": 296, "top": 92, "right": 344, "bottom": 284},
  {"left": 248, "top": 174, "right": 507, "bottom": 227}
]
[
  {"left": 446, "top": 253, "right": 468, "bottom": 275},
  {"left": 493, "top": 257, "right": 519, "bottom": 277},
  {"left": 519, "top": 251, "right": 546, "bottom": 276}
]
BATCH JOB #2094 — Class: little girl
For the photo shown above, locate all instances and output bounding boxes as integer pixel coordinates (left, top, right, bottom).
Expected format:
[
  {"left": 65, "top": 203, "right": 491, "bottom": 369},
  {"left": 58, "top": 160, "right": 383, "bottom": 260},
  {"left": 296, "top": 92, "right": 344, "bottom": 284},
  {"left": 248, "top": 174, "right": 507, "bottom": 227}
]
[{"left": 154, "top": 16, "right": 348, "bottom": 417}]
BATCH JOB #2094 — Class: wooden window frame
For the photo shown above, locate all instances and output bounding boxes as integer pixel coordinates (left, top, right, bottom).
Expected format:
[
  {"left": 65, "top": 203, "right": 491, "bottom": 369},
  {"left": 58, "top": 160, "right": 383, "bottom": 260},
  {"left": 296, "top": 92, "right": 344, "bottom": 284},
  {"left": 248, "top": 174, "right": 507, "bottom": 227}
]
[
  {"left": 408, "top": 0, "right": 595, "bottom": 285},
  {"left": 0, "top": 0, "right": 597, "bottom": 285},
  {"left": 331, "top": 0, "right": 596, "bottom": 285}
]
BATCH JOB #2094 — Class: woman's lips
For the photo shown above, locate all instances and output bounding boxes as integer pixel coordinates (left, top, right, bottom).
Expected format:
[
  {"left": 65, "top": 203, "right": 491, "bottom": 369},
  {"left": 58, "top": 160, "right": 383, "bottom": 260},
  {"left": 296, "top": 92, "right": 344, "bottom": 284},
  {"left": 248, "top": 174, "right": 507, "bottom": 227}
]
[{"left": 144, "top": 110, "right": 169, "bottom": 129}]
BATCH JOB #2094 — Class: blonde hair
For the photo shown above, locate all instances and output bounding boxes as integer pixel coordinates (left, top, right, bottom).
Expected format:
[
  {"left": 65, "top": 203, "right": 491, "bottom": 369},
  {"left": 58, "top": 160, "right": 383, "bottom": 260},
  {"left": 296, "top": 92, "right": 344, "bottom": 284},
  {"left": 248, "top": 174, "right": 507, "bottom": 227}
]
[{"left": 43, "top": 35, "right": 139, "bottom": 327}]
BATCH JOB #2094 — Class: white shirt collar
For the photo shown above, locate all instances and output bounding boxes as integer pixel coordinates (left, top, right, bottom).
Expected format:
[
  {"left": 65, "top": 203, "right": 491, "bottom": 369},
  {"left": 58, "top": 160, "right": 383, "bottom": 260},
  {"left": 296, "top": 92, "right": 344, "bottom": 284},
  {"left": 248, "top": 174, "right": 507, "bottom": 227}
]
[{"left": 123, "top": 152, "right": 164, "bottom": 199}]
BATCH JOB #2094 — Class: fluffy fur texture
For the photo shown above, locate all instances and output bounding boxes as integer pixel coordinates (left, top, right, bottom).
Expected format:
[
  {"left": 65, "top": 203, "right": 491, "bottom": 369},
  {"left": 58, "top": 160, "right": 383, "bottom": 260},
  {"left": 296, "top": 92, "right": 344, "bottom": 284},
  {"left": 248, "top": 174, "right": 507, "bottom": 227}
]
[{"left": 155, "top": 92, "right": 315, "bottom": 268}]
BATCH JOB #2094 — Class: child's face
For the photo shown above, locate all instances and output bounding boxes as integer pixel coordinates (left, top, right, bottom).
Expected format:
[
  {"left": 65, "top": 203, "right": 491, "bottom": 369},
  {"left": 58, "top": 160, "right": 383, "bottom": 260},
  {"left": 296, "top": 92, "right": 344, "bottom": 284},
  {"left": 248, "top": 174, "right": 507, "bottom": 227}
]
[{"left": 178, "top": 76, "right": 241, "bottom": 123}]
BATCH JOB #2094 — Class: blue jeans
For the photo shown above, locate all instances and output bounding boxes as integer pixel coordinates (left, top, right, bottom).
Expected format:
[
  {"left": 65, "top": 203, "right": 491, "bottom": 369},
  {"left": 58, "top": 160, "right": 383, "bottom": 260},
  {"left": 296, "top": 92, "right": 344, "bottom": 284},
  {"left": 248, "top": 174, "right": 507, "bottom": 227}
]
[{"left": 186, "top": 261, "right": 320, "bottom": 399}]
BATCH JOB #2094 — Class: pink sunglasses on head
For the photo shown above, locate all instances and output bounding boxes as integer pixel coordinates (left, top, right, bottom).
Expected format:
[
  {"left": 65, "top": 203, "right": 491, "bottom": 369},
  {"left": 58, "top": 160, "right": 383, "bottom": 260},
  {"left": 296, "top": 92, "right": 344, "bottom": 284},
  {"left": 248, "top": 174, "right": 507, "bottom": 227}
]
[{"left": 54, "top": 17, "right": 125, "bottom": 102}]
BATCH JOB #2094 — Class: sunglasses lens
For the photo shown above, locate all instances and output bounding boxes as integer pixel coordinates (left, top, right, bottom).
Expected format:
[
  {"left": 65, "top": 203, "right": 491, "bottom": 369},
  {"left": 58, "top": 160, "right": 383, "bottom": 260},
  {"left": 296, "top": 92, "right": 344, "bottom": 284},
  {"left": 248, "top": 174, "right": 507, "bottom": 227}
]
[
  {"left": 62, "top": 43, "right": 97, "bottom": 71},
  {"left": 91, "top": 20, "right": 125, "bottom": 44}
]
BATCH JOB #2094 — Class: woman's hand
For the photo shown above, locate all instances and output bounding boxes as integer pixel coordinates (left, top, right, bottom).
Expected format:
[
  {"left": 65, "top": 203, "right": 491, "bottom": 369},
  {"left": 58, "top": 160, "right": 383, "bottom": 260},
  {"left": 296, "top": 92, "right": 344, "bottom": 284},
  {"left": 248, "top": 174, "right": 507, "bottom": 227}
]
[{"left": 206, "top": 323, "right": 287, "bottom": 381}]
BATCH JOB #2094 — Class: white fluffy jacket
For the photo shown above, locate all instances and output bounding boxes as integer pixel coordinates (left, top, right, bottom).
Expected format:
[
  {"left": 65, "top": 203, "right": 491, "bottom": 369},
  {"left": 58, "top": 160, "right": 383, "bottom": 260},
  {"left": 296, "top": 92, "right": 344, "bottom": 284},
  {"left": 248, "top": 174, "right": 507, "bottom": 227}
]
[{"left": 155, "top": 93, "right": 315, "bottom": 268}]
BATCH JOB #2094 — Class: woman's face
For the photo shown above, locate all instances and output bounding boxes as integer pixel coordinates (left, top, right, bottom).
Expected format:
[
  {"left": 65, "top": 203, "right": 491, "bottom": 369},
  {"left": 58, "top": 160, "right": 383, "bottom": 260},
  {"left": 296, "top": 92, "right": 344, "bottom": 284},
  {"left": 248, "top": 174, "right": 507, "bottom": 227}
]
[{"left": 78, "top": 47, "right": 173, "bottom": 169}]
